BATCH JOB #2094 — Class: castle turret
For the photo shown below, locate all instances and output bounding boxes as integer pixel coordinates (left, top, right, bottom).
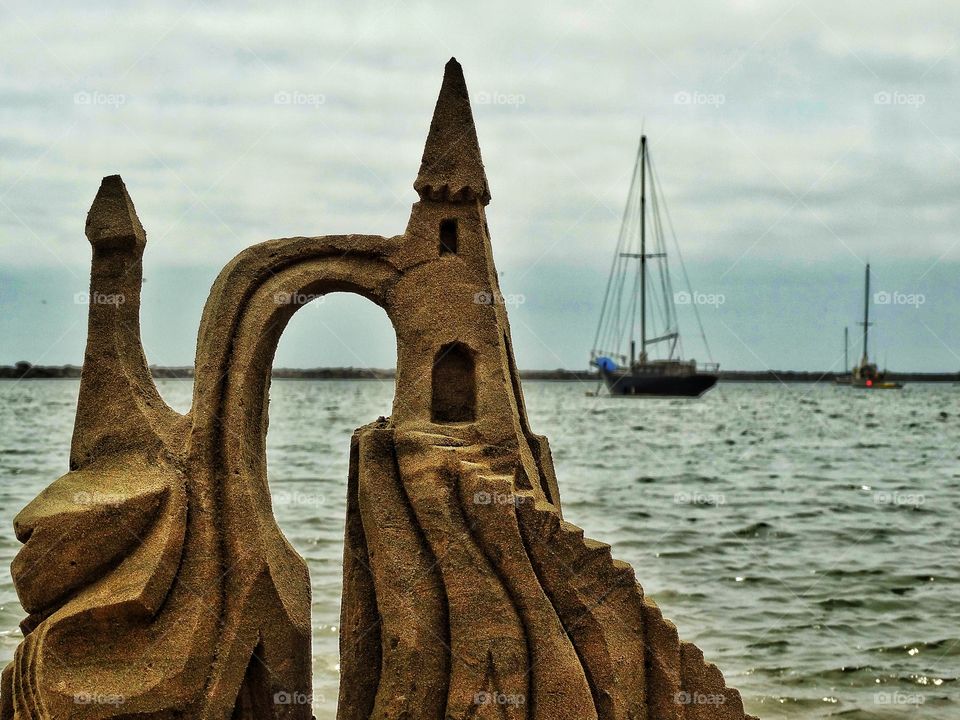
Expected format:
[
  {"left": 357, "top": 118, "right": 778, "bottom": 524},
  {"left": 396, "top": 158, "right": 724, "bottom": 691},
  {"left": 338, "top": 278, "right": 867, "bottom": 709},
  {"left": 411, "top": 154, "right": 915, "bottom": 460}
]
[
  {"left": 71, "top": 175, "right": 176, "bottom": 468},
  {"left": 390, "top": 59, "right": 564, "bottom": 508},
  {"left": 414, "top": 58, "right": 490, "bottom": 206},
  {"left": 394, "top": 60, "right": 506, "bottom": 431},
  {"left": 401, "top": 57, "right": 493, "bottom": 271}
]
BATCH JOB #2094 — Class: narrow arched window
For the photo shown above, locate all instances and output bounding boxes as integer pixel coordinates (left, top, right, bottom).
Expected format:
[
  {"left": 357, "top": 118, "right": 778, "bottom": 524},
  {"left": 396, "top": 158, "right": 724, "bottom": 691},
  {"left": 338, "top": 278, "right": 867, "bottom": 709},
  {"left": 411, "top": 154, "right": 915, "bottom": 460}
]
[
  {"left": 439, "top": 219, "right": 458, "bottom": 254},
  {"left": 431, "top": 342, "right": 476, "bottom": 422}
]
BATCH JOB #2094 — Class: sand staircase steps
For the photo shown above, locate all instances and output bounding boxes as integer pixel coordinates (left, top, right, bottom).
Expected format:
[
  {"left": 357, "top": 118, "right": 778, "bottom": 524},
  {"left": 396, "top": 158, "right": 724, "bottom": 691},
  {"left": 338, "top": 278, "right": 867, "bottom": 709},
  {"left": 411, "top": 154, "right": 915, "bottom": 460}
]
[{"left": 518, "top": 495, "right": 758, "bottom": 720}]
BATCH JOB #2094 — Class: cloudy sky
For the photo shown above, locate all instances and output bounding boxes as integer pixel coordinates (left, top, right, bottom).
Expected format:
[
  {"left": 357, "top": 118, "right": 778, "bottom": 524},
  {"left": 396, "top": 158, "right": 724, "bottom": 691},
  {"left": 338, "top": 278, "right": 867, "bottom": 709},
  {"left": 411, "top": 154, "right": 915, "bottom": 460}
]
[{"left": 1, "top": 1, "right": 958, "bottom": 371}]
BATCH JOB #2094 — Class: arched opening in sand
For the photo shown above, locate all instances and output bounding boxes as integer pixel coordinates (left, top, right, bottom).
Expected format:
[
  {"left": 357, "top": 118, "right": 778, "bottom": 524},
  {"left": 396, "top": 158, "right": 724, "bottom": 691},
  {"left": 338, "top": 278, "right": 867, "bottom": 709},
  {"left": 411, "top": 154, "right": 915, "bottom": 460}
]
[
  {"left": 431, "top": 341, "right": 476, "bottom": 423},
  {"left": 267, "top": 292, "right": 396, "bottom": 719}
]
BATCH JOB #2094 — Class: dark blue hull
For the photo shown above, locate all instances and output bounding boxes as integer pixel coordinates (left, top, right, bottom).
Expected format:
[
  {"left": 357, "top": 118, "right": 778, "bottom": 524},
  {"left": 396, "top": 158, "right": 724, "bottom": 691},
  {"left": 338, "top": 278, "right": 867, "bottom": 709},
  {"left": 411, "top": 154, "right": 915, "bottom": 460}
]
[{"left": 601, "top": 369, "right": 718, "bottom": 397}]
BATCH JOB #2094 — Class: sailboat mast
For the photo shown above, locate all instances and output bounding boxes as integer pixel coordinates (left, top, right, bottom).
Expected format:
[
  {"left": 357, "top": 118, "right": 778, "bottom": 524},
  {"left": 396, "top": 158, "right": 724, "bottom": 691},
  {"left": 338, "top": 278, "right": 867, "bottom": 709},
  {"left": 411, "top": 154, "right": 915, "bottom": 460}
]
[
  {"left": 844, "top": 326, "right": 849, "bottom": 373},
  {"left": 639, "top": 135, "right": 647, "bottom": 363},
  {"left": 862, "top": 263, "right": 870, "bottom": 364}
]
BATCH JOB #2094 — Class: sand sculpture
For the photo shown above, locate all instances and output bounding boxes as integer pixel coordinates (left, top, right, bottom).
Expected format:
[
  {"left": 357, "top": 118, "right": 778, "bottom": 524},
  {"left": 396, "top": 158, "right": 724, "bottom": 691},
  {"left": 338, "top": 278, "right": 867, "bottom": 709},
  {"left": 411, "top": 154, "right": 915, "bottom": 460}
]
[{"left": 1, "top": 59, "right": 757, "bottom": 720}]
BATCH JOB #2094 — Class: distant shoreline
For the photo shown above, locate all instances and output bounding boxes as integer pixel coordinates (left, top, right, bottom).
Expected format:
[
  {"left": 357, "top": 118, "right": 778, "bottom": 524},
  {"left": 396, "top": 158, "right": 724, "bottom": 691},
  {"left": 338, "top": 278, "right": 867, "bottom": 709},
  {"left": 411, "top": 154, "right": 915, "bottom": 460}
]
[{"left": 2, "top": 363, "right": 958, "bottom": 383}]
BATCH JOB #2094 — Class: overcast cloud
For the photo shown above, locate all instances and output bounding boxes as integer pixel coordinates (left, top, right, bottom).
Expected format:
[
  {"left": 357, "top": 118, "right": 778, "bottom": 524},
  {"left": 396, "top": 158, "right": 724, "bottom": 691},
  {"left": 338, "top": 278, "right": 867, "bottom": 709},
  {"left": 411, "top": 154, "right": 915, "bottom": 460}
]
[{"left": 1, "top": 1, "right": 958, "bottom": 371}]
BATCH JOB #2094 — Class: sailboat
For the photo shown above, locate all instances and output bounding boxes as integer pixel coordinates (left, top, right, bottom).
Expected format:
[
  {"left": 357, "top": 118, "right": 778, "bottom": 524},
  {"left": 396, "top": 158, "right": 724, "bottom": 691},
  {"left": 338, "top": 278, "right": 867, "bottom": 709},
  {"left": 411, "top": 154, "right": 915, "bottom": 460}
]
[
  {"left": 835, "top": 326, "right": 853, "bottom": 384},
  {"left": 590, "top": 135, "right": 719, "bottom": 397},
  {"left": 850, "top": 263, "right": 902, "bottom": 389}
]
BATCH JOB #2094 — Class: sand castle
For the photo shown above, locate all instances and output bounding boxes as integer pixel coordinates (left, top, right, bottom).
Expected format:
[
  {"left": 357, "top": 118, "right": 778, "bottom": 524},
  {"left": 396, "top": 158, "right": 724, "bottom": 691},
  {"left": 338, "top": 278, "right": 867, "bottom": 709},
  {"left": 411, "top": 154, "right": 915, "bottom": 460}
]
[{"left": 2, "top": 59, "right": 757, "bottom": 720}]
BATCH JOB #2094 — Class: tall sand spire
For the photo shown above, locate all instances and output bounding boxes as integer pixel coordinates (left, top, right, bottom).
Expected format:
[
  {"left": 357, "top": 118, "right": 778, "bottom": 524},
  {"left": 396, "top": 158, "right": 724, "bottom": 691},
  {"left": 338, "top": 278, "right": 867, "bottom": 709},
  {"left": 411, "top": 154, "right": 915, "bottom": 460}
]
[
  {"left": 71, "top": 175, "right": 173, "bottom": 468},
  {"left": 414, "top": 57, "right": 491, "bottom": 205}
]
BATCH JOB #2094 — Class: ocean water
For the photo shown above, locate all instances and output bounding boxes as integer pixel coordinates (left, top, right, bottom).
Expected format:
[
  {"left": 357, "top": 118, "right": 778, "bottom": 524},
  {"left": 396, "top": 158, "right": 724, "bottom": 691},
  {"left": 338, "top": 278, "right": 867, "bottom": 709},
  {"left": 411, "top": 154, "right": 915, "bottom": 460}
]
[{"left": 0, "top": 378, "right": 957, "bottom": 719}]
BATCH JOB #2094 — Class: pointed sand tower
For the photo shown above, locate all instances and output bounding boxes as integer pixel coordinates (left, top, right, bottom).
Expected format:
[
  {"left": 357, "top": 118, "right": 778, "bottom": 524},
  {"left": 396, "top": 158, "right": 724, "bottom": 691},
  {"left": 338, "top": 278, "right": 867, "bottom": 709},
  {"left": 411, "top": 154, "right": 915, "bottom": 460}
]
[{"left": 338, "top": 58, "right": 759, "bottom": 720}]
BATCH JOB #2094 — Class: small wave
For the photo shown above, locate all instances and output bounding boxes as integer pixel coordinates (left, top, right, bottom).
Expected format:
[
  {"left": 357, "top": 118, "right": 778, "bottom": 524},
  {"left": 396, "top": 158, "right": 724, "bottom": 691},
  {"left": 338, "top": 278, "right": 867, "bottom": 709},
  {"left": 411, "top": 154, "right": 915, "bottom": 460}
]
[
  {"left": 657, "top": 549, "right": 695, "bottom": 559},
  {"left": 653, "top": 589, "right": 710, "bottom": 602},
  {"left": 809, "top": 664, "right": 877, "bottom": 682},
  {"left": 823, "top": 567, "right": 885, "bottom": 578},
  {"left": 747, "top": 638, "right": 790, "bottom": 652},
  {"left": 870, "top": 638, "right": 960, "bottom": 657},
  {"left": 734, "top": 521, "right": 778, "bottom": 538},
  {"left": 818, "top": 597, "right": 865, "bottom": 610}
]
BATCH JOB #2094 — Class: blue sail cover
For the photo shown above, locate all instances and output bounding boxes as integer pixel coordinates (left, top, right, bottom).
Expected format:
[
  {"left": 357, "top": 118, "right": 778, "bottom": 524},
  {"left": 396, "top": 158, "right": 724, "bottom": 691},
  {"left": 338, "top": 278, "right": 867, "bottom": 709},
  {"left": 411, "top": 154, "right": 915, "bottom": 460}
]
[{"left": 595, "top": 356, "right": 618, "bottom": 372}]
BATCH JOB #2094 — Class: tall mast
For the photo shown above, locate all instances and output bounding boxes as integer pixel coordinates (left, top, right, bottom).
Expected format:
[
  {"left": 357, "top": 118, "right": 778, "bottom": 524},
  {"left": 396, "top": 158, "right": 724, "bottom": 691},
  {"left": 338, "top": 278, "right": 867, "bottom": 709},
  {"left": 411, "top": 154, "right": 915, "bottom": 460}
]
[
  {"left": 639, "top": 135, "right": 647, "bottom": 363},
  {"left": 844, "top": 326, "right": 849, "bottom": 373},
  {"left": 861, "top": 263, "right": 870, "bottom": 365}
]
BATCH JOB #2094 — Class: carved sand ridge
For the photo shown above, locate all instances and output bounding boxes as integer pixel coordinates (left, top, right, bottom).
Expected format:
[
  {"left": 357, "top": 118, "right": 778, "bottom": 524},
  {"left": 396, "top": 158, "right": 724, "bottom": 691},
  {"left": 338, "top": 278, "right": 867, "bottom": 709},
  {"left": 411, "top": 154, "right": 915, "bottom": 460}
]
[{"left": 2, "top": 59, "right": 757, "bottom": 720}]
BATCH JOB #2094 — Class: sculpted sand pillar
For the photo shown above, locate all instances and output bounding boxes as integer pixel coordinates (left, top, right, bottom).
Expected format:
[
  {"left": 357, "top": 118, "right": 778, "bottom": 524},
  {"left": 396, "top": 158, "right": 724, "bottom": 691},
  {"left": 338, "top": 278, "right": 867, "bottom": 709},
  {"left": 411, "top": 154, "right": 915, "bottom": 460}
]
[{"left": 2, "top": 59, "right": 757, "bottom": 720}]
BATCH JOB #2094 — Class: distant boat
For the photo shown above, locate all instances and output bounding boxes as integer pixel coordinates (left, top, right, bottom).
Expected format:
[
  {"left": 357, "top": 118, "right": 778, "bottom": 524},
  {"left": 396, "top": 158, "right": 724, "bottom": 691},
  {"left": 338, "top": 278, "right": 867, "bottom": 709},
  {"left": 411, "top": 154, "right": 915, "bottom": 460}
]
[
  {"left": 835, "top": 326, "right": 852, "bottom": 384},
  {"left": 848, "top": 263, "right": 903, "bottom": 390},
  {"left": 590, "top": 135, "right": 718, "bottom": 397}
]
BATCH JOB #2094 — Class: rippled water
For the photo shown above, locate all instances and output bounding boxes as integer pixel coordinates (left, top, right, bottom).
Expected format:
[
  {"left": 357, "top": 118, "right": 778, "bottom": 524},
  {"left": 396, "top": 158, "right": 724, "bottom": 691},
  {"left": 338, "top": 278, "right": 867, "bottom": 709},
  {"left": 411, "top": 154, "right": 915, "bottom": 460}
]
[{"left": 1, "top": 379, "right": 957, "bottom": 718}]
